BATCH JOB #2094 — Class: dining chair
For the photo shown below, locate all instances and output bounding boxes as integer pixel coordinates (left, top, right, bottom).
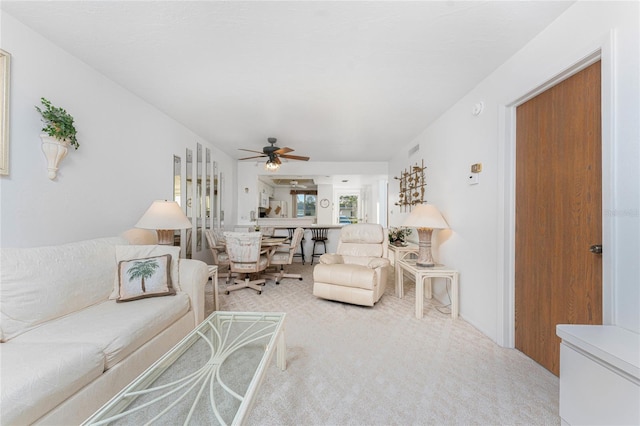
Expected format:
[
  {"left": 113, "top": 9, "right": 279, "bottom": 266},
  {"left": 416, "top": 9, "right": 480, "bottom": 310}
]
[
  {"left": 205, "top": 229, "right": 232, "bottom": 283},
  {"left": 264, "top": 227, "right": 304, "bottom": 284},
  {"left": 287, "top": 227, "right": 306, "bottom": 264},
  {"left": 260, "top": 226, "right": 275, "bottom": 237},
  {"left": 224, "top": 231, "right": 269, "bottom": 294}
]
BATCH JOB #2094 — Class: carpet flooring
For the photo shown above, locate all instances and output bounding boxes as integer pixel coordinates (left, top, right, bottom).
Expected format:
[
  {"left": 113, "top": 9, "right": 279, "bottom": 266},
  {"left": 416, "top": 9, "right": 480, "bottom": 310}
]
[{"left": 205, "top": 263, "right": 559, "bottom": 425}]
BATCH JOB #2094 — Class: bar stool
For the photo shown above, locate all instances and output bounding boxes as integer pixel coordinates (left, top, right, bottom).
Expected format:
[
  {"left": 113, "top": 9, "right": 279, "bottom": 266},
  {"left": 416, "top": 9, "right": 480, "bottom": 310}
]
[
  {"left": 310, "top": 227, "right": 329, "bottom": 264},
  {"left": 287, "top": 227, "right": 305, "bottom": 264}
]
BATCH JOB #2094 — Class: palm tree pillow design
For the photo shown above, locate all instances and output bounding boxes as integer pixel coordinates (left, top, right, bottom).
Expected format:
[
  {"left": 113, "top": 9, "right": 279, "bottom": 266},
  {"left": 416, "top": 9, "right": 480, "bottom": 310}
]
[{"left": 116, "top": 254, "right": 175, "bottom": 302}]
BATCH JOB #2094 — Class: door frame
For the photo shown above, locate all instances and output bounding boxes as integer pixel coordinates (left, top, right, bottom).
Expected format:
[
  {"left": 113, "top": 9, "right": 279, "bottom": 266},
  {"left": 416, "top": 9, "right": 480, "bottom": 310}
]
[{"left": 497, "top": 32, "right": 616, "bottom": 347}]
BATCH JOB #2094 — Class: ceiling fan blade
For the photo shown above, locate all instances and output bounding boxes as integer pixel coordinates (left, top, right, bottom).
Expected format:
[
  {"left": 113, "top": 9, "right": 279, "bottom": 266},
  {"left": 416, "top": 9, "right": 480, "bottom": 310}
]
[
  {"left": 238, "top": 148, "right": 265, "bottom": 154},
  {"left": 274, "top": 156, "right": 282, "bottom": 164},
  {"left": 280, "top": 154, "right": 310, "bottom": 161},
  {"left": 274, "top": 147, "right": 294, "bottom": 155},
  {"left": 239, "top": 155, "right": 267, "bottom": 160}
]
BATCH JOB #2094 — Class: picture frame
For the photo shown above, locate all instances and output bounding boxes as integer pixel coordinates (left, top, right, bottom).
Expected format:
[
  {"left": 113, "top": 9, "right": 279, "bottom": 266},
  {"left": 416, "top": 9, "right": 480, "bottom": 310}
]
[{"left": 0, "top": 49, "right": 10, "bottom": 176}]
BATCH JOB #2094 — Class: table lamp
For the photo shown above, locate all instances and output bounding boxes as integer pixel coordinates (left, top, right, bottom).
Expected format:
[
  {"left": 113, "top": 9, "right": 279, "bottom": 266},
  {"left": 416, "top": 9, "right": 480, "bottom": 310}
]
[
  {"left": 402, "top": 203, "right": 449, "bottom": 267},
  {"left": 135, "top": 200, "right": 192, "bottom": 245}
]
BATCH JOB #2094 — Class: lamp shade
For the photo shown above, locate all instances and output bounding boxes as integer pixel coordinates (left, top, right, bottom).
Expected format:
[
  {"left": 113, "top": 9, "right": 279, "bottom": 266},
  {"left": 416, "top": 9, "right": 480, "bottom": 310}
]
[
  {"left": 135, "top": 200, "right": 192, "bottom": 230},
  {"left": 402, "top": 204, "right": 449, "bottom": 230},
  {"left": 401, "top": 203, "right": 448, "bottom": 267}
]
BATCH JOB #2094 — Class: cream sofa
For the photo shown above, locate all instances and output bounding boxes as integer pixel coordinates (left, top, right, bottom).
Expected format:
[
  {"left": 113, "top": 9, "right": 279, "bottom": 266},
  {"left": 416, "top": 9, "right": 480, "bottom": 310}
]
[
  {"left": 313, "top": 224, "right": 390, "bottom": 306},
  {"left": 0, "top": 231, "right": 208, "bottom": 425}
]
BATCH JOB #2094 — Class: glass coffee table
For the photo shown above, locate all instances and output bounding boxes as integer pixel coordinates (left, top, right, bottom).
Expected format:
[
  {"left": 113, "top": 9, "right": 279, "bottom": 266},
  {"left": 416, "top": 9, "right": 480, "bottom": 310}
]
[{"left": 83, "top": 311, "right": 286, "bottom": 425}]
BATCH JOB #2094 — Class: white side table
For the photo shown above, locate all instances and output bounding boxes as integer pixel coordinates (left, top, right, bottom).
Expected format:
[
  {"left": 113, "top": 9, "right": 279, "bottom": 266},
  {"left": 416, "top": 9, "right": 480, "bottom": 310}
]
[
  {"left": 389, "top": 243, "right": 418, "bottom": 299},
  {"left": 207, "top": 265, "right": 219, "bottom": 311},
  {"left": 396, "top": 259, "right": 459, "bottom": 319}
]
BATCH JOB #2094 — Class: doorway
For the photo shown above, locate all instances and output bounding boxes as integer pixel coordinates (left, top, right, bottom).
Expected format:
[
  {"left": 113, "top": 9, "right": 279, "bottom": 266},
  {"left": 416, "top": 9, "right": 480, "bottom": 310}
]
[
  {"left": 336, "top": 191, "right": 362, "bottom": 224},
  {"left": 514, "top": 61, "right": 603, "bottom": 376}
]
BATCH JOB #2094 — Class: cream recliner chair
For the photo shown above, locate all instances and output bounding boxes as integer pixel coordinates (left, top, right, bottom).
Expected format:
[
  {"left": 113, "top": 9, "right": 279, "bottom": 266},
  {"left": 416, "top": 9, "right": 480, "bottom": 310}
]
[{"left": 312, "top": 224, "right": 390, "bottom": 306}]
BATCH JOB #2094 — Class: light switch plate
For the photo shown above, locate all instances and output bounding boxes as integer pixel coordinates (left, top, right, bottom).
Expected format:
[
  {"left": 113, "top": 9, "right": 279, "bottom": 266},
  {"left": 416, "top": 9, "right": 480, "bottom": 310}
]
[{"left": 468, "top": 173, "right": 479, "bottom": 185}]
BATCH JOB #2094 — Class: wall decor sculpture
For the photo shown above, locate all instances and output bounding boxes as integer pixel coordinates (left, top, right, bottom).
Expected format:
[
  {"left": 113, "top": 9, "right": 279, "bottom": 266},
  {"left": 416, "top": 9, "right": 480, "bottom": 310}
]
[{"left": 394, "top": 159, "right": 426, "bottom": 212}]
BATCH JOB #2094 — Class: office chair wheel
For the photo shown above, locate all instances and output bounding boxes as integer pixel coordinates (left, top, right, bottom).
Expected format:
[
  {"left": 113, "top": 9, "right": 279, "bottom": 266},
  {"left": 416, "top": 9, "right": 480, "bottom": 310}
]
[
  {"left": 298, "top": 277, "right": 303, "bottom": 281},
  {"left": 257, "top": 291, "right": 262, "bottom": 295},
  {"left": 225, "top": 291, "right": 230, "bottom": 295}
]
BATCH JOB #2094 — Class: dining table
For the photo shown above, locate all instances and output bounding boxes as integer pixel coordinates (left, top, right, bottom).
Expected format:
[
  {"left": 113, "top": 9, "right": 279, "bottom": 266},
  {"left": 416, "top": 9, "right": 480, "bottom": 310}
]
[{"left": 260, "top": 236, "right": 288, "bottom": 263}]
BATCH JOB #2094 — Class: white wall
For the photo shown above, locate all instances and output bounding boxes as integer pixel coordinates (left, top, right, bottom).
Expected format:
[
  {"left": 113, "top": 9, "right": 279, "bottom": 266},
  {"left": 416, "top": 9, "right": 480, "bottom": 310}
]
[
  {"left": 316, "top": 183, "right": 333, "bottom": 224},
  {"left": 389, "top": 1, "right": 640, "bottom": 340},
  {"left": 0, "top": 14, "right": 236, "bottom": 261}
]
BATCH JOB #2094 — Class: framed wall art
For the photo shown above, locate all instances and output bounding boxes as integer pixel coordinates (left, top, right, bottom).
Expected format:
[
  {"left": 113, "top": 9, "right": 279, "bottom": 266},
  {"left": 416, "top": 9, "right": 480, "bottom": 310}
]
[{"left": 0, "top": 49, "right": 10, "bottom": 175}]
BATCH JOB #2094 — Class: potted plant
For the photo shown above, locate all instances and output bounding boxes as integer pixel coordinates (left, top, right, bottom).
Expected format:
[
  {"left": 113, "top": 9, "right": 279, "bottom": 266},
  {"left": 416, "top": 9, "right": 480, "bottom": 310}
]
[
  {"left": 388, "top": 226, "right": 412, "bottom": 246},
  {"left": 35, "top": 97, "right": 78, "bottom": 179}
]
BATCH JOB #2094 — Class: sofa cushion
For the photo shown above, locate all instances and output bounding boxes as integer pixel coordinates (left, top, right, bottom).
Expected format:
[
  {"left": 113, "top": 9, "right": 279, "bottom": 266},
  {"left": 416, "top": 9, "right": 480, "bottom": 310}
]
[
  {"left": 0, "top": 237, "right": 125, "bottom": 342},
  {"left": 13, "top": 293, "right": 190, "bottom": 369},
  {"left": 110, "top": 245, "right": 181, "bottom": 299},
  {"left": 117, "top": 254, "right": 176, "bottom": 302},
  {"left": 313, "top": 263, "right": 376, "bottom": 290},
  {"left": 0, "top": 342, "right": 104, "bottom": 426}
]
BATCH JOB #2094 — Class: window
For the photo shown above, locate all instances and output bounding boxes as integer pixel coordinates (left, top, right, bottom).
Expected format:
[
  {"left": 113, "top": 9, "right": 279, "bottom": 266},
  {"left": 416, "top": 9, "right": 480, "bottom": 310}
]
[
  {"left": 338, "top": 194, "right": 358, "bottom": 224},
  {"left": 295, "top": 194, "right": 316, "bottom": 217}
]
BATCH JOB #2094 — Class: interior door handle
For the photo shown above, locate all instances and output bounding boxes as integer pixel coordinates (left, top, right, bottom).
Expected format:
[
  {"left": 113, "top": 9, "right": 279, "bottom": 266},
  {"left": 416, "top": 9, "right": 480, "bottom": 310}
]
[{"left": 589, "top": 244, "right": 603, "bottom": 254}]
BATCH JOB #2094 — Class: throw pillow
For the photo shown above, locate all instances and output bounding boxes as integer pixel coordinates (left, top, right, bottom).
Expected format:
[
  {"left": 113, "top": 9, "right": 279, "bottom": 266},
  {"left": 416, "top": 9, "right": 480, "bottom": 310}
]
[
  {"left": 116, "top": 254, "right": 175, "bottom": 302},
  {"left": 110, "top": 245, "right": 181, "bottom": 299}
]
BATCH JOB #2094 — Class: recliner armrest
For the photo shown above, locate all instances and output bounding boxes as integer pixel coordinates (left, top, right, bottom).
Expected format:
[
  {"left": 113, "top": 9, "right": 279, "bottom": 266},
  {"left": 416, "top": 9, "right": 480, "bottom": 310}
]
[
  {"left": 319, "top": 253, "right": 344, "bottom": 264},
  {"left": 367, "top": 258, "right": 390, "bottom": 269}
]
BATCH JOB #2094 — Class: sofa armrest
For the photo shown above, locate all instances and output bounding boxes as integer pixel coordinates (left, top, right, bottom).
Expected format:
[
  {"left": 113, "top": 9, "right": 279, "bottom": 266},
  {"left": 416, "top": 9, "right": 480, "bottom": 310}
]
[{"left": 178, "top": 259, "right": 208, "bottom": 326}]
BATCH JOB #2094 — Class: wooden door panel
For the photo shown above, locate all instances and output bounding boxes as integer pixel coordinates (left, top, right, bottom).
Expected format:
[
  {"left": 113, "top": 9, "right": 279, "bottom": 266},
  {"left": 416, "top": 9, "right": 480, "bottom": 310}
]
[{"left": 515, "top": 61, "right": 602, "bottom": 375}]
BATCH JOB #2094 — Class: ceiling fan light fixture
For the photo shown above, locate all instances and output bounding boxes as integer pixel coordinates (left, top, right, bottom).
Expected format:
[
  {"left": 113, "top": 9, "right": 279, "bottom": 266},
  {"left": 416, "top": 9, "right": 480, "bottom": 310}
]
[{"left": 264, "top": 159, "right": 280, "bottom": 172}]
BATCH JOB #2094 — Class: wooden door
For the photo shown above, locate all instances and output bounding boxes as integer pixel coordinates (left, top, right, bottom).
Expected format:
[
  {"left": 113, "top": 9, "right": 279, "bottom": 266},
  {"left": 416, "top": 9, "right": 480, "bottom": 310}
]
[{"left": 515, "top": 61, "right": 602, "bottom": 376}]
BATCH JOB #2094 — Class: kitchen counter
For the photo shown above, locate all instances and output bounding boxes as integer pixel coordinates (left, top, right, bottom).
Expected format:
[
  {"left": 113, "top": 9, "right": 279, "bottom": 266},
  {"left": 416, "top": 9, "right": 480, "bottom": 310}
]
[
  {"left": 254, "top": 220, "right": 344, "bottom": 258},
  {"left": 256, "top": 218, "right": 343, "bottom": 229}
]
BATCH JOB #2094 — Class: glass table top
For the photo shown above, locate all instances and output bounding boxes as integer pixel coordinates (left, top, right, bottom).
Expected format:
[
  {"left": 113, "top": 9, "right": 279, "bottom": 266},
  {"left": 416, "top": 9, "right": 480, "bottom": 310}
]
[{"left": 83, "top": 311, "right": 286, "bottom": 426}]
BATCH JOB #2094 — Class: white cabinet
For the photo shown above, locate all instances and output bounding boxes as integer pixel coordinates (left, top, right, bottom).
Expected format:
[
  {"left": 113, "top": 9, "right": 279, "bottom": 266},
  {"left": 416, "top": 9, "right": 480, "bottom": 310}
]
[
  {"left": 259, "top": 192, "right": 269, "bottom": 208},
  {"left": 556, "top": 325, "right": 640, "bottom": 426},
  {"left": 256, "top": 180, "right": 274, "bottom": 207}
]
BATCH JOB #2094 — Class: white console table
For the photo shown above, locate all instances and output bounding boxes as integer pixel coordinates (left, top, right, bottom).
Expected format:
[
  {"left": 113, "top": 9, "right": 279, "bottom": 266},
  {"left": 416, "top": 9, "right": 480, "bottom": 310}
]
[
  {"left": 388, "top": 243, "right": 418, "bottom": 299},
  {"left": 396, "top": 259, "right": 459, "bottom": 319},
  {"left": 556, "top": 324, "right": 640, "bottom": 425}
]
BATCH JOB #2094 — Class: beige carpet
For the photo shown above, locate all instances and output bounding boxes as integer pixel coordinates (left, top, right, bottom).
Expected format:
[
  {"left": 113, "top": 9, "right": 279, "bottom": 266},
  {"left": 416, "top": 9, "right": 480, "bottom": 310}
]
[{"left": 205, "top": 264, "right": 559, "bottom": 425}]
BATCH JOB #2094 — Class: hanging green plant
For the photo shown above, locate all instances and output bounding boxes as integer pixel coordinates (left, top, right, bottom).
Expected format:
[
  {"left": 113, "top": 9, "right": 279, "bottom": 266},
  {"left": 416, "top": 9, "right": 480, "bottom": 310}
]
[{"left": 35, "top": 97, "right": 79, "bottom": 149}]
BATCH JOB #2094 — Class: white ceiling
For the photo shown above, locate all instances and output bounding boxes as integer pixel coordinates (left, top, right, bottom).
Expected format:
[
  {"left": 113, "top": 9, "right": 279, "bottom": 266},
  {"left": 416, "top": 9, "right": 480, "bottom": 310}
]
[{"left": 3, "top": 1, "right": 573, "bottom": 162}]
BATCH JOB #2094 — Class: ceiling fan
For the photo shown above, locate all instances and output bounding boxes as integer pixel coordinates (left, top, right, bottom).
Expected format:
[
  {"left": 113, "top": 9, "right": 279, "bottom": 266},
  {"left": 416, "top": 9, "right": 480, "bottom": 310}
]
[
  {"left": 239, "top": 137, "right": 310, "bottom": 171},
  {"left": 289, "top": 180, "right": 307, "bottom": 189}
]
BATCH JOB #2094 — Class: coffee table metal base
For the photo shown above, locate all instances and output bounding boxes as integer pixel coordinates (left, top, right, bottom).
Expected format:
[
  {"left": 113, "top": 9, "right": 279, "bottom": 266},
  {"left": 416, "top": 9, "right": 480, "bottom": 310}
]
[{"left": 83, "top": 311, "right": 286, "bottom": 426}]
